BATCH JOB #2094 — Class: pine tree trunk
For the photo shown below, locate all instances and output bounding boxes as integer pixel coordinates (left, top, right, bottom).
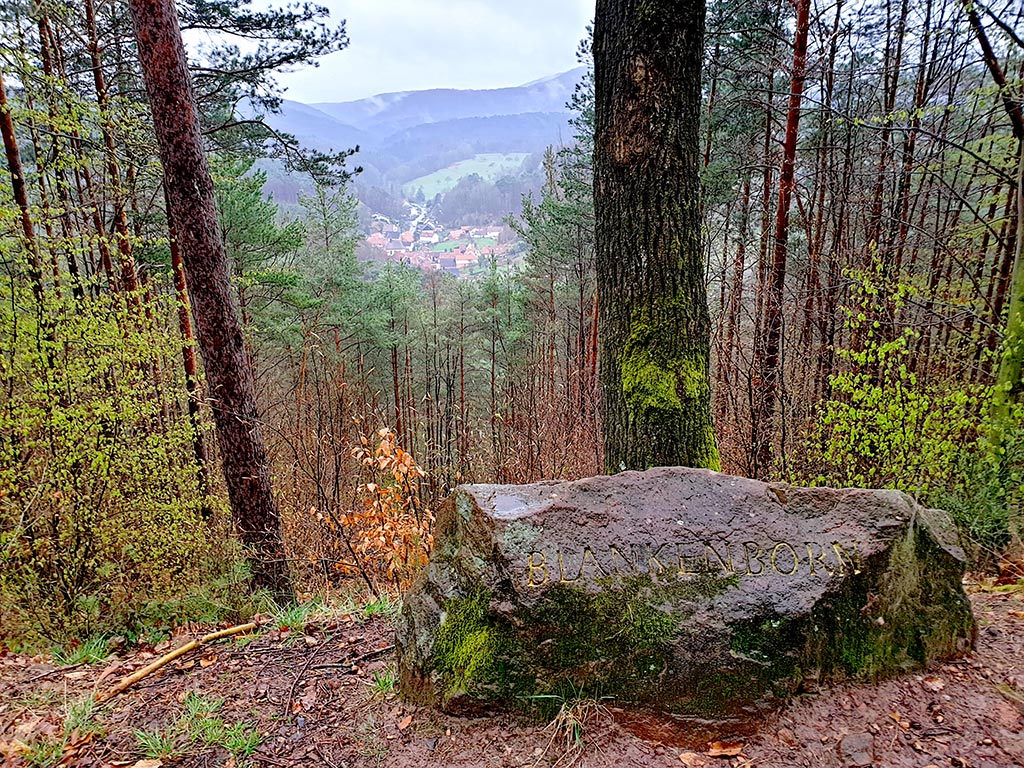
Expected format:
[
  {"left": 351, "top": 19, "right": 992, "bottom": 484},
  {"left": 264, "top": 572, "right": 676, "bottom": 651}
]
[
  {"left": 167, "top": 211, "right": 212, "bottom": 517},
  {"left": 752, "top": 0, "right": 811, "bottom": 477},
  {"left": 593, "top": 0, "right": 719, "bottom": 472},
  {"left": 0, "top": 69, "right": 45, "bottom": 303},
  {"left": 128, "top": 0, "right": 292, "bottom": 601}
]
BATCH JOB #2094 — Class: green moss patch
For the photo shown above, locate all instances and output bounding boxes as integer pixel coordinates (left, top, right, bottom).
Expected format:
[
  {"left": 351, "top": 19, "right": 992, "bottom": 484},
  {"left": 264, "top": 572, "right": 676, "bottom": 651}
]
[
  {"left": 428, "top": 572, "right": 743, "bottom": 714},
  {"left": 432, "top": 590, "right": 527, "bottom": 706},
  {"left": 615, "top": 299, "right": 721, "bottom": 470}
]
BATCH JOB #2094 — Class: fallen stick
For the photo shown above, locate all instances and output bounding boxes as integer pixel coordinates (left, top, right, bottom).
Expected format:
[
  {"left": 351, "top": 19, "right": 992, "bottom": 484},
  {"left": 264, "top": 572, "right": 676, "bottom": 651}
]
[
  {"left": 29, "top": 661, "right": 87, "bottom": 683},
  {"left": 94, "top": 622, "right": 258, "bottom": 703},
  {"left": 282, "top": 633, "right": 335, "bottom": 717},
  {"left": 310, "top": 644, "right": 395, "bottom": 671}
]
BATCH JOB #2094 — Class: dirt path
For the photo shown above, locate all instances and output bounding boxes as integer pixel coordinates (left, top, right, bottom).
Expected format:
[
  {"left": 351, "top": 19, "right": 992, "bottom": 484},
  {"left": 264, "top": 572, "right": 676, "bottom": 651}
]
[{"left": 1, "top": 587, "right": 1021, "bottom": 768}]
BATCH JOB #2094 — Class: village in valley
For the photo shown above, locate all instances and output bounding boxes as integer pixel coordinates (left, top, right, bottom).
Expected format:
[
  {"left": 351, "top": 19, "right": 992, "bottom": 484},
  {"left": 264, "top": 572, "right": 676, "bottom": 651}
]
[{"left": 361, "top": 203, "right": 517, "bottom": 275}]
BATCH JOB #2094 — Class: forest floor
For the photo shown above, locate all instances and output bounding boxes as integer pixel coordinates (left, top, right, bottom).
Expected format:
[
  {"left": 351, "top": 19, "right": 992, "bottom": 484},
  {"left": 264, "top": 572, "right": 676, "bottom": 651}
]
[{"left": 1, "top": 583, "right": 1022, "bottom": 768}]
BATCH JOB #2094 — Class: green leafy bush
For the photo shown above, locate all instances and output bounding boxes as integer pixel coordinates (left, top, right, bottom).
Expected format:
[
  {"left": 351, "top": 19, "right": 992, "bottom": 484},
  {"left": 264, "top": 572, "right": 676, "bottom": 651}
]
[
  {"left": 811, "top": 326, "right": 982, "bottom": 495},
  {"left": 801, "top": 266, "right": 1021, "bottom": 563},
  {"left": 0, "top": 276, "right": 243, "bottom": 644},
  {"left": 932, "top": 404, "right": 1024, "bottom": 562}
]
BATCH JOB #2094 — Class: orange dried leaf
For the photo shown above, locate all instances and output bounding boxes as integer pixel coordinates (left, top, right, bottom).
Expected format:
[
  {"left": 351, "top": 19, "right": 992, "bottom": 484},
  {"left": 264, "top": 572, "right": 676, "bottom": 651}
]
[{"left": 705, "top": 742, "right": 743, "bottom": 758}]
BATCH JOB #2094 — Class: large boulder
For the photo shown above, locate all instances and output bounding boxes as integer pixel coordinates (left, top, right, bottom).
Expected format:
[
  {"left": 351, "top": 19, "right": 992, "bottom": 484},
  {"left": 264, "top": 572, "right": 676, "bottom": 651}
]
[{"left": 397, "top": 467, "right": 974, "bottom": 725}]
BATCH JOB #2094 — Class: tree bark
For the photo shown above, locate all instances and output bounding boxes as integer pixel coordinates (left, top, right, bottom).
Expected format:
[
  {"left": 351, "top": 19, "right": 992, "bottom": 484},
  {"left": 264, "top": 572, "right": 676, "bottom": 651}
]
[
  {"left": 593, "top": 0, "right": 719, "bottom": 472},
  {"left": 0, "top": 68, "right": 45, "bottom": 303},
  {"left": 753, "top": 0, "right": 811, "bottom": 477},
  {"left": 128, "top": 0, "right": 292, "bottom": 601}
]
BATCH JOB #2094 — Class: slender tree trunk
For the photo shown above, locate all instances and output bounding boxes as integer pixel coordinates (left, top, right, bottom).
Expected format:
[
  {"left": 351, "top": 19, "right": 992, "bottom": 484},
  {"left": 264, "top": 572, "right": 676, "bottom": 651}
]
[
  {"left": 128, "top": 0, "right": 292, "bottom": 601},
  {"left": 987, "top": 196, "right": 1019, "bottom": 367},
  {"left": 0, "top": 69, "right": 45, "bottom": 303},
  {"left": 36, "top": 14, "right": 85, "bottom": 301},
  {"left": 167, "top": 210, "right": 212, "bottom": 516},
  {"left": 750, "top": 58, "right": 777, "bottom": 468},
  {"left": 753, "top": 0, "right": 811, "bottom": 477},
  {"left": 966, "top": 5, "right": 1024, "bottom": 141},
  {"left": 892, "top": 0, "right": 934, "bottom": 276},
  {"left": 723, "top": 175, "right": 751, "bottom": 409},
  {"left": 74, "top": 146, "right": 116, "bottom": 286},
  {"left": 703, "top": 42, "right": 720, "bottom": 171},
  {"left": 390, "top": 311, "right": 403, "bottom": 444},
  {"left": 593, "top": 0, "right": 719, "bottom": 472},
  {"left": 84, "top": 0, "right": 140, "bottom": 296},
  {"left": 865, "top": 0, "right": 909, "bottom": 258}
]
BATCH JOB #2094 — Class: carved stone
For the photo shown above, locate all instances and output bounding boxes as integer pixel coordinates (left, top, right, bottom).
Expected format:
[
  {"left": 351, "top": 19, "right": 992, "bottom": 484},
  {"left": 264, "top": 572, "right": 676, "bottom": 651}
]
[{"left": 396, "top": 467, "right": 974, "bottom": 725}]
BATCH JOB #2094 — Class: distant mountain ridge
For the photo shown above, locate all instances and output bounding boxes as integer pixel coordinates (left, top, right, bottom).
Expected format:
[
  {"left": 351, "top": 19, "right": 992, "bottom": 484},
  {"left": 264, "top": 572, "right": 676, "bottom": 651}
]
[
  {"left": 264, "top": 67, "right": 585, "bottom": 198},
  {"left": 309, "top": 67, "right": 585, "bottom": 135}
]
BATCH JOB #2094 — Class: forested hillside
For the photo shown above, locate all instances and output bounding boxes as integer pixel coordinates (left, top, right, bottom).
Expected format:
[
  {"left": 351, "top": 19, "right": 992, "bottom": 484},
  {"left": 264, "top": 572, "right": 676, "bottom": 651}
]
[
  {"left": 262, "top": 72, "right": 581, "bottom": 213},
  {"left": 0, "top": 0, "right": 1021, "bottom": 648}
]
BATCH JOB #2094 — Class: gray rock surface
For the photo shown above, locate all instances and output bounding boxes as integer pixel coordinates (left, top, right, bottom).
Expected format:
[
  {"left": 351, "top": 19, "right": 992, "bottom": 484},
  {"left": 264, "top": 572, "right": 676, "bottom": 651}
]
[{"left": 397, "top": 467, "right": 975, "bottom": 723}]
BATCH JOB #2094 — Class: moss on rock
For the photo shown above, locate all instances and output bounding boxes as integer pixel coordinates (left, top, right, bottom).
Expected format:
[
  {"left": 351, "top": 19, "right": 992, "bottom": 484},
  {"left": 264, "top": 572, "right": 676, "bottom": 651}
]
[
  {"left": 432, "top": 590, "right": 514, "bottom": 705},
  {"left": 397, "top": 468, "right": 974, "bottom": 724},
  {"left": 429, "top": 571, "right": 744, "bottom": 713}
]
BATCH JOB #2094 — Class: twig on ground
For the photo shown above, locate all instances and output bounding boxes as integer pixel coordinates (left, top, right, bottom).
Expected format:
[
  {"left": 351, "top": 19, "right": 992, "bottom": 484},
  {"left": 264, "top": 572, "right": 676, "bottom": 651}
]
[
  {"left": 28, "top": 661, "right": 86, "bottom": 683},
  {"left": 283, "top": 634, "right": 336, "bottom": 717},
  {"left": 310, "top": 644, "right": 395, "bottom": 671},
  {"left": 94, "top": 622, "right": 258, "bottom": 703}
]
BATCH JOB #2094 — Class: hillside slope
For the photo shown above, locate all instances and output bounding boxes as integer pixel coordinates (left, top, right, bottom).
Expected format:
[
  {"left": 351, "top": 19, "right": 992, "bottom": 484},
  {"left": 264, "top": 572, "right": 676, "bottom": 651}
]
[{"left": 265, "top": 69, "right": 582, "bottom": 189}]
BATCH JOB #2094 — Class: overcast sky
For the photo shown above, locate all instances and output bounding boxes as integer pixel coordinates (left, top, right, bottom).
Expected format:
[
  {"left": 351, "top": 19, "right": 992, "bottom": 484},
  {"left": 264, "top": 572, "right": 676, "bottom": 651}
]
[{"left": 273, "top": 0, "right": 594, "bottom": 104}]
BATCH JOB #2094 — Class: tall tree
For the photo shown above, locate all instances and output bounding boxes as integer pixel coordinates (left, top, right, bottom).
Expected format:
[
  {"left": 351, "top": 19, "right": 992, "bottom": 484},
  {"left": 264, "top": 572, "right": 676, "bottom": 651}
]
[
  {"left": 127, "top": 0, "right": 292, "bottom": 601},
  {"left": 0, "top": 68, "right": 45, "bottom": 303},
  {"left": 593, "top": 0, "right": 720, "bottom": 472},
  {"left": 753, "top": 0, "right": 812, "bottom": 476}
]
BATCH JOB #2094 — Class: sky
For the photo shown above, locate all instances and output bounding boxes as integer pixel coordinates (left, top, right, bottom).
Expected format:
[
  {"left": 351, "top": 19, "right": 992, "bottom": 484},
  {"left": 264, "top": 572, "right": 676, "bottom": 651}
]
[{"left": 272, "top": 0, "right": 594, "bottom": 104}]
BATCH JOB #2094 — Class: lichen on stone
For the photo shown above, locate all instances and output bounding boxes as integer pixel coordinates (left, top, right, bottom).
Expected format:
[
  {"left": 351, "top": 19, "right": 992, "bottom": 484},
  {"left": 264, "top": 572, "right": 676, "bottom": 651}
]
[{"left": 502, "top": 520, "right": 543, "bottom": 558}]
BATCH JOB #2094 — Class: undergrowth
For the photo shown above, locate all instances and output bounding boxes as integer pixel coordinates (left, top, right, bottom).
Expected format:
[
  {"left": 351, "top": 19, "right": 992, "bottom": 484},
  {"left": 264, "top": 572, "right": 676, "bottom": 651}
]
[
  {"left": 794, "top": 270, "right": 1024, "bottom": 567},
  {"left": 133, "top": 691, "right": 262, "bottom": 764}
]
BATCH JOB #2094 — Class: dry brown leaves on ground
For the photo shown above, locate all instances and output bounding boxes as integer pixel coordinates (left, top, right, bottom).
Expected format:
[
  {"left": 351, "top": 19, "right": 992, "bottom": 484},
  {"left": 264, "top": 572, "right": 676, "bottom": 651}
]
[{"left": 0, "top": 585, "right": 1021, "bottom": 768}]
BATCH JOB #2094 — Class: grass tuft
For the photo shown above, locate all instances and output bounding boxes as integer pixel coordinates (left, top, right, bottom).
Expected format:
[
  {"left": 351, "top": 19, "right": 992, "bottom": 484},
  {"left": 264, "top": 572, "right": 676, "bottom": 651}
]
[
  {"left": 22, "top": 738, "right": 65, "bottom": 768},
  {"left": 52, "top": 638, "right": 108, "bottom": 666},
  {"left": 368, "top": 666, "right": 398, "bottom": 695},
  {"left": 64, "top": 696, "right": 104, "bottom": 738},
  {"left": 363, "top": 594, "right": 400, "bottom": 620},
  {"left": 274, "top": 599, "right": 326, "bottom": 634},
  {"left": 134, "top": 728, "right": 180, "bottom": 761}
]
